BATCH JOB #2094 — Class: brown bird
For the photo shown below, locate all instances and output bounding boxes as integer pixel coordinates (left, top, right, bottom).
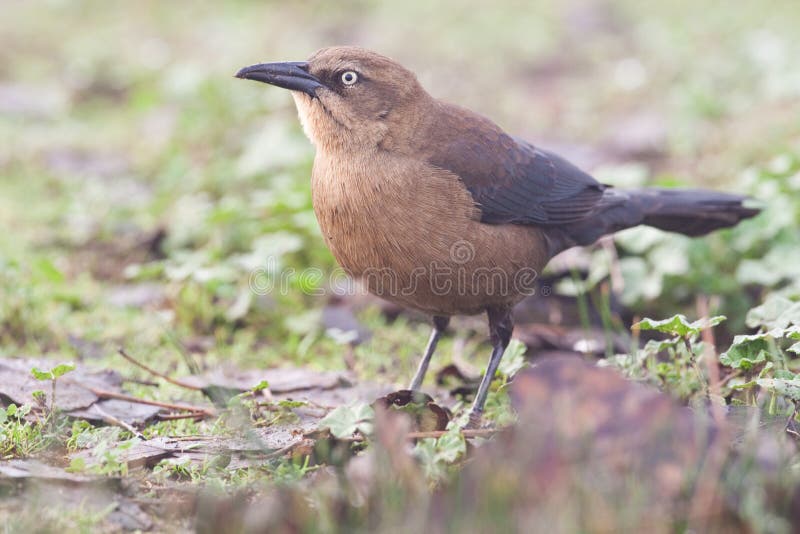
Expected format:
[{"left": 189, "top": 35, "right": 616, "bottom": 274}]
[{"left": 236, "top": 47, "right": 758, "bottom": 426}]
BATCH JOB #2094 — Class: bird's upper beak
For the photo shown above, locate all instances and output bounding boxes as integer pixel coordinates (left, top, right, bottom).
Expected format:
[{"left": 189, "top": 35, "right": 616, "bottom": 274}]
[{"left": 235, "top": 61, "right": 324, "bottom": 97}]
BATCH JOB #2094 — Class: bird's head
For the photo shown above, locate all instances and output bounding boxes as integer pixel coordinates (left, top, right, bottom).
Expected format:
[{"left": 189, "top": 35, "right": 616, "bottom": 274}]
[{"left": 236, "top": 47, "right": 428, "bottom": 152}]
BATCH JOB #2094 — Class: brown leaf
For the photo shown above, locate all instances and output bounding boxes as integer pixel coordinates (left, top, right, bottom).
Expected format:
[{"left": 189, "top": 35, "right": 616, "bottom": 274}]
[
  {"left": 67, "top": 399, "right": 161, "bottom": 426},
  {"left": 373, "top": 390, "right": 450, "bottom": 432},
  {"left": 0, "top": 459, "right": 110, "bottom": 484},
  {"left": 434, "top": 363, "right": 480, "bottom": 388}
]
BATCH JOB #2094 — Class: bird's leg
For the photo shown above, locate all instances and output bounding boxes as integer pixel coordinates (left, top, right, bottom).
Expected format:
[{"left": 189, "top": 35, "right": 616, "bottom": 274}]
[
  {"left": 466, "top": 306, "right": 513, "bottom": 427},
  {"left": 409, "top": 316, "right": 450, "bottom": 391}
]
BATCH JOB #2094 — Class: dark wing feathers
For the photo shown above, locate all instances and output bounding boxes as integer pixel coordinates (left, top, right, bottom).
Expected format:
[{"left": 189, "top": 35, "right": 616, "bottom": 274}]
[
  {"left": 419, "top": 104, "right": 758, "bottom": 256},
  {"left": 425, "top": 115, "right": 606, "bottom": 226}
]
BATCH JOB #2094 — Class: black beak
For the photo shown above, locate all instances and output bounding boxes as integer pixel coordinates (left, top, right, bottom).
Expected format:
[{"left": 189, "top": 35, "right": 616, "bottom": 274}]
[{"left": 235, "top": 61, "right": 324, "bottom": 97}]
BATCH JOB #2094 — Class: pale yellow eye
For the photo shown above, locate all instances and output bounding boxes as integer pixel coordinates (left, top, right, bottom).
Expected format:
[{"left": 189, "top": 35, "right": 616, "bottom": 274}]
[{"left": 341, "top": 71, "right": 358, "bottom": 85}]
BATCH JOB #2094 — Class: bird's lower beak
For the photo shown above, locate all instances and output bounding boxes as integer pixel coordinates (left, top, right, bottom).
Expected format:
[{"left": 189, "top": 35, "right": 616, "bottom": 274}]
[{"left": 235, "top": 61, "right": 324, "bottom": 97}]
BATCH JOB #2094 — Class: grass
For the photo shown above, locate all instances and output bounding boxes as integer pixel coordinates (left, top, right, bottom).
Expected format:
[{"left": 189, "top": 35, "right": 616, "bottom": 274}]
[{"left": 1, "top": 0, "right": 800, "bottom": 531}]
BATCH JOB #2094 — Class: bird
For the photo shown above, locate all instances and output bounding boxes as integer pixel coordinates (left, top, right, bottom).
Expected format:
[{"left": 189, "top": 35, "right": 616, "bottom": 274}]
[{"left": 235, "top": 46, "right": 759, "bottom": 426}]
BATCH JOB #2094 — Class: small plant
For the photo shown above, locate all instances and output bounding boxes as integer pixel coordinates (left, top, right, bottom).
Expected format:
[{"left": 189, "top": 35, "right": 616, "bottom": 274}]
[
  {"left": 722, "top": 294, "right": 800, "bottom": 414},
  {"left": 609, "top": 314, "right": 726, "bottom": 401},
  {"left": 0, "top": 404, "right": 48, "bottom": 458},
  {"left": 153, "top": 456, "right": 206, "bottom": 481},
  {"left": 30, "top": 362, "right": 76, "bottom": 418},
  {"left": 413, "top": 426, "right": 467, "bottom": 481}
]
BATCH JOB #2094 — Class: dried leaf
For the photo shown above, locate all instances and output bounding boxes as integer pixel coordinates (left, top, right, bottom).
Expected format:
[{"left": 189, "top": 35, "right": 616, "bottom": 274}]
[
  {"left": 68, "top": 399, "right": 161, "bottom": 426},
  {"left": 374, "top": 390, "right": 449, "bottom": 432}
]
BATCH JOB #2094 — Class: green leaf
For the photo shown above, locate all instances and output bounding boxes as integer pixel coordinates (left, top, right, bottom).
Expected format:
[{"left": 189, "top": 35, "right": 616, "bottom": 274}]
[
  {"left": 319, "top": 403, "right": 374, "bottom": 439},
  {"left": 50, "top": 363, "right": 76, "bottom": 379},
  {"left": 788, "top": 341, "right": 800, "bottom": 355},
  {"left": 434, "top": 428, "right": 466, "bottom": 463},
  {"left": 755, "top": 378, "right": 800, "bottom": 402},
  {"left": 643, "top": 337, "right": 681, "bottom": 353},
  {"left": 413, "top": 426, "right": 467, "bottom": 479},
  {"left": 30, "top": 368, "right": 53, "bottom": 381},
  {"left": 634, "top": 314, "right": 726, "bottom": 338},
  {"left": 618, "top": 256, "right": 663, "bottom": 305},
  {"left": 787, "top": 326, "right": 800, "bottom": 340},
  {"left": 250, "top": 380, "right": 269, "bottom": 393},
  {"left": 720, "top": 333, "right": 775, "bottom": 370},
  {"left": 746, "top": 295, "right": 800, "bottom": 330},
  {"left": 66, "top": 457, "right": 86, "bottom": 473},
  {"left": 34, "top": 258, "right": 65, "bottom": 283},
  {"left": 31, "top": 363, "right": 75, "bottom": 381},
  {"left": 277, "top": 400, "right": 307, "bottom": 409},
  {"left": 773, "top": 369, "right": 797, "bottom": 380}
]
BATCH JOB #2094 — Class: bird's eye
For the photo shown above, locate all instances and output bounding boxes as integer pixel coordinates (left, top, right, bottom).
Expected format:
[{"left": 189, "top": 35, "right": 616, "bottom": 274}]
[{"left": 341, "top": 71, "right": 358, "bottom": 85}]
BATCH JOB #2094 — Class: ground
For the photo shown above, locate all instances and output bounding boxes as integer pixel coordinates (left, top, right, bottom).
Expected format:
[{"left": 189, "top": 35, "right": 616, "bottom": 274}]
[{"left": 1, "top": 1, "right": 799, "bottom": 532}]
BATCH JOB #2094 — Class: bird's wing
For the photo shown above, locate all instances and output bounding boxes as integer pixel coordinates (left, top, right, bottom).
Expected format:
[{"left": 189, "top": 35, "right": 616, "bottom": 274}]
[{"left": 425, "top": 115, "right": 607, "bottom": 225}]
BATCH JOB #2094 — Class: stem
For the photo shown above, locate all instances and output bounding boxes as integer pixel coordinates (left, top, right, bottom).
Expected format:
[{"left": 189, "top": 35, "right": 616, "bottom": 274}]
[
  {"left": 118, "top": 348, "right": 201, "bottom": 390},
  {"left": 92, "top": 403, "right": 145, "bottom": 439},
  {"left": 571, "top": 268, "right": 592, "bottom": 351},
  {"left": 69, "top": 381, "right": 216, "bottom": 417},
  {"left": 157, "top": 412, "right": 206, "bottom": 421},
  {"left": 341, "top": 427, "right": 500, "bottom": 442},
  {"left": 50, "top": 378, "right": 56, "bottom": 416}
]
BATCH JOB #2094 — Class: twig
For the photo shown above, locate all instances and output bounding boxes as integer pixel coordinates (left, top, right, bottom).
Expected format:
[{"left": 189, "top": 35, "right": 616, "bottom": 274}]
[
  {"left": 165, "top": 435, "right": 217, "bottom": 442},
  {"left": 255, "top": 400, "right": 334, "bottom": 414},
  {"left": 121, "top": 377, "right": 160, "bottom": 387},
  {"left": 157, "top": 412, "right": 206, "bottom": 421},
  {"left": 302, "top": 399, "right": 337, "bottom": 411},
  {"left": 406, "top": 428, "right": 499, "bottom": 440},
  {"left": 718, "top": 370, "right": 742, "bottom": 387},
  {"left": 688, "top": 296, "right": 733, "bottom": 531},
  {"left": 162, "top": 329, "right": 201, "bottom": 375},
  {"left": 74, "top": 383, "right": 216, "bottom": 418},
  {"left": 263, "top": 439, "right": 313, "bottom": 459},
  {"left": 697, "top": 295, "right": 725, "bottom": 425},
  {"left": 92, "top": 403, "right": 145, "bottom": 439},
  {"left": 335, "top": 427, "right": 501, "bottom": 442},
  {"left": 117, "top": 348, "right": 201, "bottom": 391}
]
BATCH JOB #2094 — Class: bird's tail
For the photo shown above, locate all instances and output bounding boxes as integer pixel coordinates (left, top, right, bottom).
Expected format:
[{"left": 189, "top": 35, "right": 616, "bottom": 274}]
[
  {"left": 635, "top": 188, "right": 760, "bottom": 236},
  {"left": 544, "top": 188, "right": 760, "bottom": 256}
]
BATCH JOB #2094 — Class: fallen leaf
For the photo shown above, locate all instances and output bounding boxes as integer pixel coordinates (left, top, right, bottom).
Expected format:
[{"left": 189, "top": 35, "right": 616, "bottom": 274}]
[
  {"left": 68, "top": 399, "right": 161, "bottom": 426},
  {"left": 0, "top": 459, "right": 109, "bottom": 484},
  {"left": 374, "top": 390, "right": 449, "bottom": 432}
]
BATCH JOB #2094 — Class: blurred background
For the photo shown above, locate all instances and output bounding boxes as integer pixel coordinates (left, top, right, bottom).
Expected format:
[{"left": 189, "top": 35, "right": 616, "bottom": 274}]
[{"left": 1, "top": 0, "right": 799, "bottom": 384}]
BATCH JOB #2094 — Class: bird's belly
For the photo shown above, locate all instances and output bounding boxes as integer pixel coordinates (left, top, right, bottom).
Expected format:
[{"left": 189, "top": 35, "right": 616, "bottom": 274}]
[{"left": 311, "top": 156, "right": 548, "bottom": 315}]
